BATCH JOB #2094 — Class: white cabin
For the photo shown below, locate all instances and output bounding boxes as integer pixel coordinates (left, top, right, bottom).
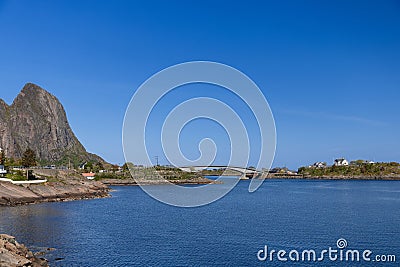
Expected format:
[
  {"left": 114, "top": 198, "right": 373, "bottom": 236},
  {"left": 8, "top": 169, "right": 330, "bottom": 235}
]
[
  {"left": 0, "top": 165, "right": 6, "bottom": 174},
  {"left": 334, "top": 158, "right": 349, "bottom": 166},
  {"left": 312, "top": 162, "right": 327, "bottom": 168}
]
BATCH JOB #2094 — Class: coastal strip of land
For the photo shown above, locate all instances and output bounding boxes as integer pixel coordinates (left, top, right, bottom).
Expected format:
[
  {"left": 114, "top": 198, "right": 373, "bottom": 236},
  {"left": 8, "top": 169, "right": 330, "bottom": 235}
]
[
  {"left": 2, "top": 163, "right": 400, "bottom": 207},
  {"left": 0, "top": 169, "right": 109, "bottom": 206},
  {"left": 264, "top": 174, "right": 400, "bottom": 180},
  {"left": 100, "top": 176, "right": 219, "bottom": 185},
  {"left": 0, "top": 168, "right": 221, "bottom": 206}
]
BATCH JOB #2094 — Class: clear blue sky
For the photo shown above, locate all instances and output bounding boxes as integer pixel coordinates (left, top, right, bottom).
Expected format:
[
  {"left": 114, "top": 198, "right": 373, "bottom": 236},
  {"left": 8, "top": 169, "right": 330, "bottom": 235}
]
[{"left": 0, "top": 0, "right": 399, "bottom": 169}]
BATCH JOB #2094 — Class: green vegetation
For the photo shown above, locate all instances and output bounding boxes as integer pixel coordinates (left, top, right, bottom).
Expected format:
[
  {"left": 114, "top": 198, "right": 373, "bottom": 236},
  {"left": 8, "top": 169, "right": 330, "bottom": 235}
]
[
  {"left": 0, "top": 149, "right": 5, "bottom": 165},
  {"left": 200, "top": 168, "right": 243, "bottom": 176},
  {"left": 298, "top": 162, "right": 400, "bottom": 177},
  {"left": 93, "top": 165, "right": 200, "bottom": 181},
  {"left": 201, "top": 169, "right": 224, "bottom": 176},
  {"left": 21, "top": 148, "right": 37, "bottom": 167},
  {"left": 162, "top": 171, "right": 197, "bottom": 180},
  {"left": 122, "top": 162, "right": 135, "bottom": 171},
  {"left": 6, "top": 171, "right": 26, "bottom": 181},
  {"left": 53, "top": 153, "right": 86, "bottom": 169},
  {"left": 5, "top": 170, "right": 35, "bottom": 181},
  {"left": 4, "top": 157, "right": 20, "bottom": 168},
  {"left": 94, "top": 172, "right": 127, "bottom": 181},
  {"left": 154, "top": 166, "right": 199, "bottom": 180}
]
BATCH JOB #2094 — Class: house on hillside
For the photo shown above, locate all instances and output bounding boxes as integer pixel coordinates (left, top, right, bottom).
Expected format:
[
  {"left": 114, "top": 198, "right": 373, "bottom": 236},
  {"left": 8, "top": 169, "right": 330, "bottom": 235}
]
[
  {"left": 0, "top": 165, "right": 7, "bottom": 175},
  {"left": 312, "top": 162, "right": 327, "bottom": 168},
  {"left": 82, "top": 172, "right": 95, "bottom": 180},
  {"left": 0, "top": 147, "right": 6, "bottom": 175},
  {"left": 79, "top": 162, "right": 87, "bottom": 170},
  {"left": 350, "top": 160, "right": 375, "bottom": 166},
  {"left": 334, "top": 158, "right": 349, "bottom": 166}
]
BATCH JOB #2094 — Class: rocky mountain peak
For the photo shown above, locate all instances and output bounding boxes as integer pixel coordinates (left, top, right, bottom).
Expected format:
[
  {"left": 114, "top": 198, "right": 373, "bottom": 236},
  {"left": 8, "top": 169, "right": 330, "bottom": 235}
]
[{"left": 0, "top": 83, "right": 104, "bottom": 166}]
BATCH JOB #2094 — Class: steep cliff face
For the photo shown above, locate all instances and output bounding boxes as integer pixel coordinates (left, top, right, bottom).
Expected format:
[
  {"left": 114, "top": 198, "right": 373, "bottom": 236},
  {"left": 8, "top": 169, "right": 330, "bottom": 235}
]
[{"left": 0, "top": 83, "right": 104, "bottom": 166}]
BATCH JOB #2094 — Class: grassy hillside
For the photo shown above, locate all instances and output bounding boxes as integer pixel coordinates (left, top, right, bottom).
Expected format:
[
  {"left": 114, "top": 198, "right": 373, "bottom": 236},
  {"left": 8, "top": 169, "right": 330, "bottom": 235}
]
[{"left": 298, "top": 162, "right": 400, "bottom": 177}]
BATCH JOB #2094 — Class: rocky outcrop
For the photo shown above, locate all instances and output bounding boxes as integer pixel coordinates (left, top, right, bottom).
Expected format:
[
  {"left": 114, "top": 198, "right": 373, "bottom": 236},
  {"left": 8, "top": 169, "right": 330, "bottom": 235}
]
[
  {"left": 0, "top": 83, "right": 104, "bottom": 166},
  {"left": 0, "top": 234, "right": 48, "bottom": 267},
  {"left": 0, "top": 170, "right": 110, "bottom": 206}
]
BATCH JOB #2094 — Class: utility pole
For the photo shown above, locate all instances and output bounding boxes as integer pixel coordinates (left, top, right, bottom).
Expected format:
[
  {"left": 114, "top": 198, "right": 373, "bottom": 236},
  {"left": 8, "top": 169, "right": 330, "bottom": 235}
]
[{"left": 155, "top": 156, "right": 159, "bottom": 166}]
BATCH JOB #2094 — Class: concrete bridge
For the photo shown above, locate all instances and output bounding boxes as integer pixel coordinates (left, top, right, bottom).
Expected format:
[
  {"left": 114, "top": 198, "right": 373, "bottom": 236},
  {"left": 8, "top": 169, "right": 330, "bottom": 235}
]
[{"left": 178, "top": 165, "right": 261, "bottom": 178}]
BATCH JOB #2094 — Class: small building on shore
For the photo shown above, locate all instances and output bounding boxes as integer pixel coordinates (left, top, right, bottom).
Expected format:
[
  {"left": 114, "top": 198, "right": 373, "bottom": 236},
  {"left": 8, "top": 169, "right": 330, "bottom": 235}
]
[
  {"left": 0, "top": 165, "right": 7, "bottom": 175},
  {"left": 82, "top": 172, "right": 95, "bottom": 180},
  {"left": 311, "top": 162, "right": 327, "bottom": 168},
  {"left": 350, "top": 160, "right": 375, "bottom": 166},
  {"left": 334, "top": 158, "right": 349, "bottom": 166}
]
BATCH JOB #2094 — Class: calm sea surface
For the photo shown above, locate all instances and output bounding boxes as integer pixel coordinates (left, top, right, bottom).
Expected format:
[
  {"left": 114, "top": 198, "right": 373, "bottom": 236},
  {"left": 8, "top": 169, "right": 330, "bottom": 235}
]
[{"left": 0, "top": 178, "right": 399, "bottom": 266}]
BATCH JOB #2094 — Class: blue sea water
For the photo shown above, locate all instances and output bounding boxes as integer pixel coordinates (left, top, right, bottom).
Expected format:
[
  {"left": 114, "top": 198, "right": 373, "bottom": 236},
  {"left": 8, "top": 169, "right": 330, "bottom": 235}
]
[{"left": 0, "top": 178, "right": 399, "bottom": 266}]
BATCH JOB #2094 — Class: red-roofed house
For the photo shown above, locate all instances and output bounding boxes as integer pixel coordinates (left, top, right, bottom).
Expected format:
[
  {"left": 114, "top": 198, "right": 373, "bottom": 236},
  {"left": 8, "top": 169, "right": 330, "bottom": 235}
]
[{"left": 82, "top": 172, "right": 95, "bottom": 180}]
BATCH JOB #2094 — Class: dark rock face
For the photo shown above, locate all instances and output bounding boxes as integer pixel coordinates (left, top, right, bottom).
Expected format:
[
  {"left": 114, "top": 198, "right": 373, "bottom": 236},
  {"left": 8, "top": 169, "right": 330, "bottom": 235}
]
[{"left": 0, "top": 83, "right": 104, "bottom": 165}]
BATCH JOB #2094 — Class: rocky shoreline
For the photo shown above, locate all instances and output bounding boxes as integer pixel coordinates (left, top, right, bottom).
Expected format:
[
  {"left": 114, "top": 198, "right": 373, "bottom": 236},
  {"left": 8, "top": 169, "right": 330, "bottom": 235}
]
[
  {"left": 0, "top": 170, "right": 223, "bottom": 206},
  {"left": 0, "top": 170, "right": 110, "bottom": 207},
  {"left": 0, "top": 234, "right": 48, "bottom": 267},
  {"left": 0, "top": 180, "right": 110, "bottom": 206}
]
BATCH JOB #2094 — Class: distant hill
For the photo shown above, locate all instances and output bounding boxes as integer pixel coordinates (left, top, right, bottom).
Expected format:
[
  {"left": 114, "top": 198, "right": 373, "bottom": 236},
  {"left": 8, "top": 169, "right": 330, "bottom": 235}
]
[{"left": 0, "top": 83, "right": 105, "bottom": 167}]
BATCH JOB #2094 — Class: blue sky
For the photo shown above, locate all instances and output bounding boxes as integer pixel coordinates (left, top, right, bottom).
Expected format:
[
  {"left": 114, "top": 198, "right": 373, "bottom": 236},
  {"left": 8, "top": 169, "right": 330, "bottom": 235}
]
[{"left": 0, "top": 0, "right": 399, "bottom": 169}]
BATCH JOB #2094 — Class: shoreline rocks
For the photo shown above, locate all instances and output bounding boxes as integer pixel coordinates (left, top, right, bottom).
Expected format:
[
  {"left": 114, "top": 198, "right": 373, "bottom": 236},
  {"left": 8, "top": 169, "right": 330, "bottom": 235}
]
[
  {"left": 0, "top": 181, "right": 110, "bottom": 206},
  {"left": 0, "top": 234, "right": 48, "bottom": 267},
  {"left": 0, "top": 170, "right": 110, "bottom": 207}
]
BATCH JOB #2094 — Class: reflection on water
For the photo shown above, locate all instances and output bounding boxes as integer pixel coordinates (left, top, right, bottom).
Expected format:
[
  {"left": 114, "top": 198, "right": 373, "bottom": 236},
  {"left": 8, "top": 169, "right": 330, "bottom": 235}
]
[
  {"left": 0, "top": 179, "right": 399, "bottom": 266},
  {"left": 0, "top": 205, "right": 67, "bottom": 246}
]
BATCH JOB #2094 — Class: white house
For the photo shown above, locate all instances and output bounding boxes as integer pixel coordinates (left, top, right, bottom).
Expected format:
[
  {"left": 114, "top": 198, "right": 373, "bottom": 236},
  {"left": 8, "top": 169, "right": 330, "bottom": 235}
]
[
  {"left": 312, "top": 162, "right": 327, "bottom": 168},
  {"left": 334, "top": 158, "right": 349, "bottom": 166},
  {"left": 0, "top": 148, "right": 5, "bottom": 175},
  {"left": 0, "top": 165, "right": 6, "bottom": 175},
  {"left": 79, "top": 162, "right": 87, "bottom": 170}
]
